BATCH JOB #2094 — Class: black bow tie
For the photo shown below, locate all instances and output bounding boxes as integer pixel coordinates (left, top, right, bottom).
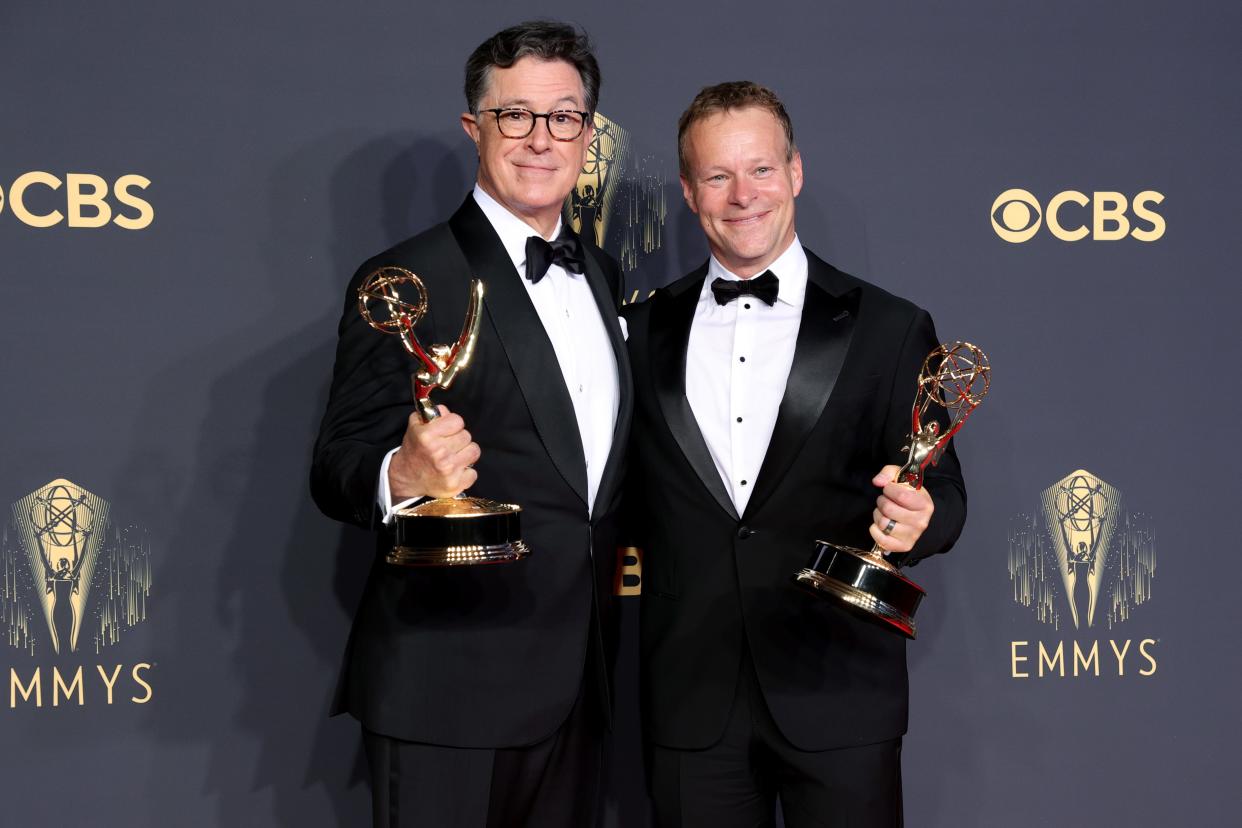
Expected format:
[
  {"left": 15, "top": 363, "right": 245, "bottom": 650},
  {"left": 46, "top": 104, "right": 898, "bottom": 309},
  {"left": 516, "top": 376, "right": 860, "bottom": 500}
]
[
  {"left": 525, "top": 228, "right": 586, "bottom": 284},
  {"left": 710, "top": 270, "right": 779, "bottom": 306}
]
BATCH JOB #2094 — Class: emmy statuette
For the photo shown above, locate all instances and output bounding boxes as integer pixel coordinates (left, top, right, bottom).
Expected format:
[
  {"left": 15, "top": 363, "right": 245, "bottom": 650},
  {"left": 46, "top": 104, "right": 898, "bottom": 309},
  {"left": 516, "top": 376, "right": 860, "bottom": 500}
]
[
  {"left": 794, "top": 341, "right": 990, "bottom": 638},
  {"left": 357, "top": 266, "right": 530, "bottom": 567}
]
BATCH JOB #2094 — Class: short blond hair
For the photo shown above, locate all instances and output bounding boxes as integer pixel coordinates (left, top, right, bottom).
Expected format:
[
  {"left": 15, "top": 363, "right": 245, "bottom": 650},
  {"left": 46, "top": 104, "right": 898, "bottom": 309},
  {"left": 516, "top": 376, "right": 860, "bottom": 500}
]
[{"left": 677, "top": 81, "right": 796, "bottom": 176}]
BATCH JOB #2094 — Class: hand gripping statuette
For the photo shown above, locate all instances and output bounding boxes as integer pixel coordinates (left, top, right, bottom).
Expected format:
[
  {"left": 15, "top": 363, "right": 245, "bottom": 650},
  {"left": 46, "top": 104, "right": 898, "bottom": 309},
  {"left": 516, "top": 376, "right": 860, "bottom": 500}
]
[
  {"left": 794, "top": 342, "right": 990, "bottom": 638},
  {"left": 358, "top": 266, "right": 530, "bottom": 567}
]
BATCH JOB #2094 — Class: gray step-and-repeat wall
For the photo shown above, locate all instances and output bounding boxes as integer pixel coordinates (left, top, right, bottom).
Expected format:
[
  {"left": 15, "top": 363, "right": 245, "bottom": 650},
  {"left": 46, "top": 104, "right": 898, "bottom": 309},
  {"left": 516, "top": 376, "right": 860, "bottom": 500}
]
[{"left": 3, "top": 1, "right": 1237, "bottom": 825}]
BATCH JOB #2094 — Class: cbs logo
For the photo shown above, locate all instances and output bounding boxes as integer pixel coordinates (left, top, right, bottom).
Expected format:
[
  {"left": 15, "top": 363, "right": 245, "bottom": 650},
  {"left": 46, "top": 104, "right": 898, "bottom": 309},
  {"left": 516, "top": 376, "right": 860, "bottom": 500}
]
[
  {"left": 991, "top": 188, "right": 1164, "bottom": 243},
  {"left": 0, "top": 172, "right": 153, "bottom": 229}
]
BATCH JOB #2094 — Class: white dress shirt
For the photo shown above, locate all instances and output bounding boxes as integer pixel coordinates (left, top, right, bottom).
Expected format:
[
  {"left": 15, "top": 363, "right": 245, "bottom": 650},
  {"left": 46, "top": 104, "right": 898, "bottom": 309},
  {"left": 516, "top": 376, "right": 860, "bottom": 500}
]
[
  {"left": 685, "top": 237, "right": 808, "bottom": 515},
  {"left": 378, "top": 186, "right": 620, "bottom": 520}
]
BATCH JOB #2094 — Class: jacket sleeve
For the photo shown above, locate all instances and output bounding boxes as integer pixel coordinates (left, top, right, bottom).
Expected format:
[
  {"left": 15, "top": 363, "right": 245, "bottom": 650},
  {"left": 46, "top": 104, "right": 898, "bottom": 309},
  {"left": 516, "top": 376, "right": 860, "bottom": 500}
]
[{"left": 309, "top": 257, "right": 430, "bottom": 530}]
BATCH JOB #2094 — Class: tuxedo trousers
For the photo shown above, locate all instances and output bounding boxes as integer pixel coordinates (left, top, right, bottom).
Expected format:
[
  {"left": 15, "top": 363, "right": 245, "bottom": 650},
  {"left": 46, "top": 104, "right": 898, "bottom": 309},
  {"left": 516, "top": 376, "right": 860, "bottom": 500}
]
[
  {"left": 650, "top": 649, "right": 902, "bottom": 828},
  {"left": 363, "top": 650, "right": 604, "bottom": 828}
]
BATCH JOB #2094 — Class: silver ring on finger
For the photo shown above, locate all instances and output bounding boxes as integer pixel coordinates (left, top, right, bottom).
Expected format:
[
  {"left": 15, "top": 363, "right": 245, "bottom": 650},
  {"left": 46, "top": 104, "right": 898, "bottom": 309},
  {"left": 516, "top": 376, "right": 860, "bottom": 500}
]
[{"left": 882, "top": 518, "right": 897, "bottom": 536}]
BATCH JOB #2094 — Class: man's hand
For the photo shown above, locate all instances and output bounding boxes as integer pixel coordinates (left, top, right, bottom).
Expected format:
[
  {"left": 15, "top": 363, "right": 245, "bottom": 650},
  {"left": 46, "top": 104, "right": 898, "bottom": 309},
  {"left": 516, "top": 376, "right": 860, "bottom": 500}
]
[
  {"left": 868, "top": 465, "right": 934, "bottom": 554},
  {"left": 388, "top": 405, "right": 481, "bottom": 500}
]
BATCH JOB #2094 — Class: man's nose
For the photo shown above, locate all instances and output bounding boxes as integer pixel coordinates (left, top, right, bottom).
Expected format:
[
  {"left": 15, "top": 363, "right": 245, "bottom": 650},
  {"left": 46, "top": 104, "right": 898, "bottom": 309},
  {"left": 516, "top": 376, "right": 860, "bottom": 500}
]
[
  {"left": 526, "top": 117, "right": 554, "bottom": 151},
  {"left": 730, "top": 177, "right": 756, "bottom": 206}
]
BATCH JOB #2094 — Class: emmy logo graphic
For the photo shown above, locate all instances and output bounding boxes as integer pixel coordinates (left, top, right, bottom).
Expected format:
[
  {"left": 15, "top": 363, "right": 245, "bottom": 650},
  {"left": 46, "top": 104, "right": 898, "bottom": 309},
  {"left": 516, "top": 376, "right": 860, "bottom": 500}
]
[
  {"left": 2, "top": 479, "right": 151, "bottom": 656},
  {"left": 1008, "top": 470, "right": 1155, "bottom": 630},
  {"left": 567, "top": 113, "right": 666, "bottom": 274}
]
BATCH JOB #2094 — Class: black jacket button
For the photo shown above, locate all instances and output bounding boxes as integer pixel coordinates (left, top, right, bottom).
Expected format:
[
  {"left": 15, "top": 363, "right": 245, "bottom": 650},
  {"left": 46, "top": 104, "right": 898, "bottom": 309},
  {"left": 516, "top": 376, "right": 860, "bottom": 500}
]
[{"left": 737, "top": 526, "right": 754, "bottom": 540}]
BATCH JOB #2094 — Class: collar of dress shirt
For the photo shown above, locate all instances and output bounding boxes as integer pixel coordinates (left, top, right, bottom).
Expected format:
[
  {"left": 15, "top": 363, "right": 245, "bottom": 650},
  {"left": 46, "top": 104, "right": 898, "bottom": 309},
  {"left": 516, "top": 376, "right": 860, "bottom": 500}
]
[
  {"left": 472, "top": 184, "right": 563, "bottom": 274},
  {"left": 701, "top": 235, "right": 809, "bottom": 310}
]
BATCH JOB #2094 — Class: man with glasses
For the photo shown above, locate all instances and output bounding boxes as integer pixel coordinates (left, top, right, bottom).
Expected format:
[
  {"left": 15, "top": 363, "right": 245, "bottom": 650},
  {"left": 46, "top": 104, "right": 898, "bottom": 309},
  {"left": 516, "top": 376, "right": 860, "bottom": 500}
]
[{"left": 312, "top": 20, "right": 631, "bottom": 828}]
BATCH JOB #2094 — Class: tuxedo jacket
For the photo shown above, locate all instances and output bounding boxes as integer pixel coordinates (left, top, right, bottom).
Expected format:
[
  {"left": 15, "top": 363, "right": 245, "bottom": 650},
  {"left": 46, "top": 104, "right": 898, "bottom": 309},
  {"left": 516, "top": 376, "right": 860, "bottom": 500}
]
[
  {"left": 622, "top": 250, "right": 966, "bottom": 752},
  {"left": 311, "top": 195, "right": 633, "bottom": 748}
]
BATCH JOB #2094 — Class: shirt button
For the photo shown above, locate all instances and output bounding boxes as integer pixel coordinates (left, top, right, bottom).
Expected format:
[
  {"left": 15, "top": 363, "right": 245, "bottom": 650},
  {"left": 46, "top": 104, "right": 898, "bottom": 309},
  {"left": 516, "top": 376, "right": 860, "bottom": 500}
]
[
  {"left": 739, "top": 356, "right": 746, "bottom": 363},
  {"left": 736, "top": 416, "right": 743, "bottom": 423},
  {"left": 740, "top": 480, "right": 748, "bottom": 486},
  {"left": 744, "top": 303, "right": 751, "bottom": 309}
]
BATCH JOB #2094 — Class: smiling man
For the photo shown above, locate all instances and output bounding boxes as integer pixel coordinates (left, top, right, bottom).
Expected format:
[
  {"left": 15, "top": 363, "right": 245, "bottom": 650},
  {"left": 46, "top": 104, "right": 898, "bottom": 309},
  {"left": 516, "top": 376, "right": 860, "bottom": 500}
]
[
  {"left": 623, "top": 82, "right": 967, "bottom": 826},
  {"left": 311, "top": 21, "right": 631, "bottom": 828}
]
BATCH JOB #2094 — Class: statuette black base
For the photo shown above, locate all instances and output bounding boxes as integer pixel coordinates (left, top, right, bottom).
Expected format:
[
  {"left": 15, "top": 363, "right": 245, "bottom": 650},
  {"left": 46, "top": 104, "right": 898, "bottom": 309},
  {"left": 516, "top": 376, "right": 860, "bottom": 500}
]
[
  {"left": 389, "top": 496, "right": 530, "bottom": 567},
  {"left": 794, "top": 541, "right": 925, "bottom": 639}
]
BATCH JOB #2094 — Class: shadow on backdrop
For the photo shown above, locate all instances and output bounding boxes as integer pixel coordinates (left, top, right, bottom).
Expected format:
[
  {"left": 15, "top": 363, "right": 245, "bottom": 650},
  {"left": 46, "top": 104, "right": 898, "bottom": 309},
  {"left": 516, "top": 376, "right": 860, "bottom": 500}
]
[{"left": 124, "top": 131, "right": 472, "bottom": 826}]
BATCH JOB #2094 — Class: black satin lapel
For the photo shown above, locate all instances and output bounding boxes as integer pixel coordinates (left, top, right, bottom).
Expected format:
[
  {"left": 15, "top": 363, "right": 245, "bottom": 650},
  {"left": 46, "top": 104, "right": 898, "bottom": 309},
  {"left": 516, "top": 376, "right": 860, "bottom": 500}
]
[
  {"left": 582, "top": 249, "right": 633, "bottom": 511},
  {"left": 652, "top": 271, "right": 740, "bottom": 521},
  {"left": 744, "top": 281, "right": 860, "bottom": 518},
  {"left": 448, "top": 197, "right": 588, "bottom": 506}
]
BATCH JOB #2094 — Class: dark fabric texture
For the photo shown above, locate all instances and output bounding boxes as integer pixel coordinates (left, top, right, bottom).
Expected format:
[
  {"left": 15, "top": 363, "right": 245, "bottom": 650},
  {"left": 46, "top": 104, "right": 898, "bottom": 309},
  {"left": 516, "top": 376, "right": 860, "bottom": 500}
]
[
  {"left": 650, "top": 650, "right": 903, "bottom": 828},
  {"left": 485, "top": 663, "right": 605, "bottom": 828},
  {"left": 363, "top": 659, "right": 605, "bottom": 828},
  {"left": 363, "top": 726, "right": 493, "bottom": 828}
]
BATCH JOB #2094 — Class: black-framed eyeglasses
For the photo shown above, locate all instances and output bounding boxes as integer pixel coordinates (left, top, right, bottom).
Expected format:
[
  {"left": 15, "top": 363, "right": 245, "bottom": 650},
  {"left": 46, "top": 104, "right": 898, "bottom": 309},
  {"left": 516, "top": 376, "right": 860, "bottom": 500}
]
[{"left": 479, "top": 108, "right": 591, "bottom": 141}]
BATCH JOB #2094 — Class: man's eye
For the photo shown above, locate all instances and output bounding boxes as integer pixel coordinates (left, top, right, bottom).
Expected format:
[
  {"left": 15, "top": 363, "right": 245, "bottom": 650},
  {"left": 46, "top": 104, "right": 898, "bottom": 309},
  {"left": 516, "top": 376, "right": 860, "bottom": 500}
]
[
  {"left": 755, "top": 167, "right": 773, "bottom": 175},
  {"left": 502, "top": 110, "right": 529, "bottom": 122}
]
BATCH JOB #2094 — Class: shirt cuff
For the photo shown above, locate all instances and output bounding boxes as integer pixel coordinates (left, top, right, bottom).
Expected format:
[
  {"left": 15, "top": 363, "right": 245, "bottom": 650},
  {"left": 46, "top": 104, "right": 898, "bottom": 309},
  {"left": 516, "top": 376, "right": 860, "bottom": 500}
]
[{"left": 377, "top": 446, "right": 425, "bottom": 525}]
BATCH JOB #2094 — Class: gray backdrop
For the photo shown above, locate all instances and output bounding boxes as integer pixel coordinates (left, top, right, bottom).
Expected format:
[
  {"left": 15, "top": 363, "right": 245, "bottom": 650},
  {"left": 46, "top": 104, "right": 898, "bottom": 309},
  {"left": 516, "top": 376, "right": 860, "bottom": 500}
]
[{"left": 2, "top": 1, "right": 1237, "bottom": 825}]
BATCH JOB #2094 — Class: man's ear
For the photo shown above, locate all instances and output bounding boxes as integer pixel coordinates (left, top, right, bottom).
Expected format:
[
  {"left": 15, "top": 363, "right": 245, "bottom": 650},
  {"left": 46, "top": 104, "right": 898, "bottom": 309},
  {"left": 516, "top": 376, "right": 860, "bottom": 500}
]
[
  {"left": 790, "top": 149, "right": 803, "bottom": 198},
  {"left": 577, "top": 120, "right": 595, "bottom": 167},
  {"left": 461, "top": 113, "right": 480, "bottom": 152},
  {"left": 680, "top": 175, "right": 698, "bottom": 214}
]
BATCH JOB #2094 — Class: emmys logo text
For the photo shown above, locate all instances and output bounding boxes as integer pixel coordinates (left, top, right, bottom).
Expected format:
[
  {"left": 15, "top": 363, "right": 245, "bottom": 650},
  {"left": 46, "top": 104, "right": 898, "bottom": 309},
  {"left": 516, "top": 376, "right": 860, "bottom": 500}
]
[
  {"left": 0, "top": 172, "right": 153, "bottom": 229},
  {"left": 3, "top": 479, "right": 156, "bottom": 711},
  {"left": 1007, "top": 470, "right": 1158, "bottom": 679},
  {"left": 1009, "top": 638, "right": 1156, "bottom": 679},
  {"left": 9, "top": 664, "right": 153, "bottom": 709},
  {"left": 991, "top": 188, "right": 1164, "bottom": 243}
]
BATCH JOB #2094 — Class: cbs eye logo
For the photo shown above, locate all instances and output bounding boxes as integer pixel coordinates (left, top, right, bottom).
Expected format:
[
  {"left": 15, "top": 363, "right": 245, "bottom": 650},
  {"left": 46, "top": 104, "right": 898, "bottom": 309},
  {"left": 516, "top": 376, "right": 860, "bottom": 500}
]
[
  {"left": 991, "top": 188, "right": 1165, "bottom": 243},
  {"left": 0, "top": 172, "right": 153, "bottom": 229}
]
